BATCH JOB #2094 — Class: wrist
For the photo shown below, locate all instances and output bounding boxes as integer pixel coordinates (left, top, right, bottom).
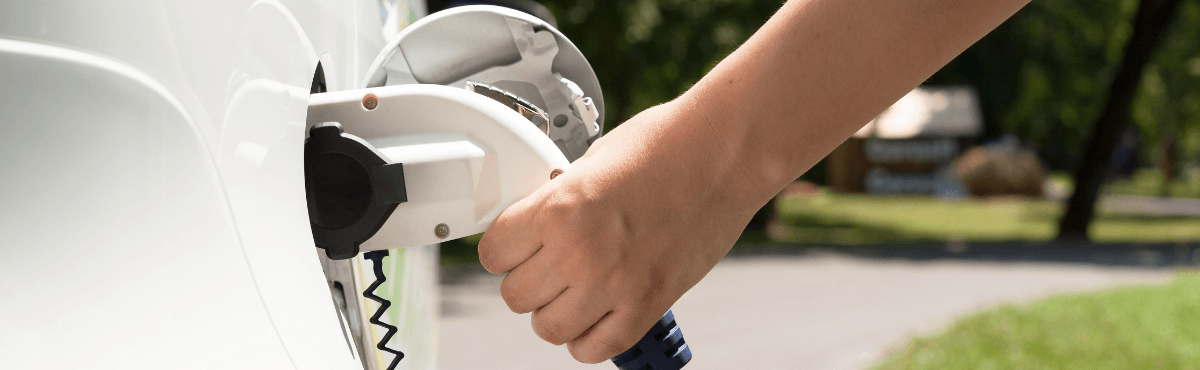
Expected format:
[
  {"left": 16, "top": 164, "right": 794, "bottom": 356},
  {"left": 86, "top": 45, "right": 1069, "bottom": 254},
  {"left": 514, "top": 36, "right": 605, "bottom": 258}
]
[
  {"left": 570, "top": 101, "right": 757, "bottom": 234},
  {"left": 674, "top": 88, "right": 798, "bottom": 211}
]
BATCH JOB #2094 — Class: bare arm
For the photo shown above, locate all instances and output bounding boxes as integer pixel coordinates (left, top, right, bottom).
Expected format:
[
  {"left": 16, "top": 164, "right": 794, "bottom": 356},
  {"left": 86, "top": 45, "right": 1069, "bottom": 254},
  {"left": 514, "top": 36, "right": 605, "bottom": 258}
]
[
  {"left": 687, "top": 0, "right": 1028, "bottom": 200},
  {"left": 479, "top": 0, "right": 1030, "bottom": 364}
]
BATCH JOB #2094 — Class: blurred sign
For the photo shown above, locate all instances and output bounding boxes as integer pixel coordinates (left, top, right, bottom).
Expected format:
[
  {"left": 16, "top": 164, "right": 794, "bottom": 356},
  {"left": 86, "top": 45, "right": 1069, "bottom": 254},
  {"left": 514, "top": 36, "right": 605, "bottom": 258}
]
[
  {"left": 830, "top": 85, "right": 983, "bottom": 196},
  {"left": 854, "top": 86, "right": 983, "bottom": 139}
]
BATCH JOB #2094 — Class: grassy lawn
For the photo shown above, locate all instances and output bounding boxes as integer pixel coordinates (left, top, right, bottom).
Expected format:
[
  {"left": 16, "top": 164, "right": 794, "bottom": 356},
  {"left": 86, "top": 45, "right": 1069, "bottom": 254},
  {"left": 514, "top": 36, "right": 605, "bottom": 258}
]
[
  {"left": 443, "top": 190, "right": 1200, "bottom": 266},
  {"left": 874, "top": 272, "right": 1200, "bottom": 370},
  {"left": 770, "top": 191, "right": 1200, "bottom": 245},
  {"left": 1107, "top": 168, "right": 1200, "bottom": 199}
]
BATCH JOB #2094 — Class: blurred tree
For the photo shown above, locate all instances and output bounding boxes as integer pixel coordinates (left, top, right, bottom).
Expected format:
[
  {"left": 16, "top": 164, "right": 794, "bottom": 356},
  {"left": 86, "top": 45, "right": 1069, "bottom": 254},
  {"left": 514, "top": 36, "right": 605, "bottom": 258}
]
[
  {"left": 537, "top": 0, "right": 780, "bottom": 130},
  {"left": 930, "top": 0, "right": 1145, "bottom": 169},
  {"left": 1131, "top": 1, "right": 1200, "bottom": 179},
  {"left": 520, "top": 0, "right": 1200, "bottom": 238},
  {"left": 932, "top": 0, "right": 1200, "bottom": 175},
  {"left": 1058, "top": 0, "right": 1184, "bottom": 242}
]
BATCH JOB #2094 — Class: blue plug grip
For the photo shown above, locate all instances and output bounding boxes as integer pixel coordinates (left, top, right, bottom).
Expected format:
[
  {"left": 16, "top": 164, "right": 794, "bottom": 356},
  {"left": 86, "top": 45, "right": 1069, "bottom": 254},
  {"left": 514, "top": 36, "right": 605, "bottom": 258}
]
[{"left": 610, "top": 309, "right": 692, "bottom": 370}]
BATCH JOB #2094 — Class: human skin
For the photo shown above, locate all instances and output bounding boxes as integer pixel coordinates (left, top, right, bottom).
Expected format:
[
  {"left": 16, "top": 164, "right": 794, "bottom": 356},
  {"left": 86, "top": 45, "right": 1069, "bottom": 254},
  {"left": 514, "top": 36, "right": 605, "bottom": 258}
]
[{"left": 477, "top": 0, "right": 1032, "bottom": 364}]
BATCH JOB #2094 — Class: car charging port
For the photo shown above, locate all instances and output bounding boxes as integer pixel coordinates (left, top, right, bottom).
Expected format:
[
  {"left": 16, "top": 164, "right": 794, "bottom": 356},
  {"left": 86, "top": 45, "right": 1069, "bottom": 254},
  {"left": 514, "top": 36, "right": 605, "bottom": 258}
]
[{"left": 304, "top": 122, "right": 407, "bottom": 260}]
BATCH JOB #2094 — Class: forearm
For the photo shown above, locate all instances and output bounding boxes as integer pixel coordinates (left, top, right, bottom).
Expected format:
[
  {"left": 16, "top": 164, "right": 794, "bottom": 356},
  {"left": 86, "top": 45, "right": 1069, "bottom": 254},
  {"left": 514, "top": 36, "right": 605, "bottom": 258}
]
[
  {"left": 480, "top": 2, "right": 1032, "bottom": 362},
  {"left": 681, "top": 0, "right": 1030, "bottom": 203}
]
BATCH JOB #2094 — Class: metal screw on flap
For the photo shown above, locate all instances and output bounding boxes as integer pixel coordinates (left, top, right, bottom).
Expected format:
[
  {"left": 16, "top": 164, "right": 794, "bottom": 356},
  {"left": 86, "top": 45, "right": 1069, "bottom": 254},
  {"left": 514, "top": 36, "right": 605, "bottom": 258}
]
[
  {"left": 362, "top": 93, "right": 378, "bottom": 110},
  {"left": 434, "top": 223, "right": 451, "bottom": 239}
]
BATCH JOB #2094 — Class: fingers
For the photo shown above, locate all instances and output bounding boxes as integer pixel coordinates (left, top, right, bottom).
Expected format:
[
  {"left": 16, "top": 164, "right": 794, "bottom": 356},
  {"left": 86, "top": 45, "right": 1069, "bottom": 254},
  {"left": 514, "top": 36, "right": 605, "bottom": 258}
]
[
  {"left": 477, "top": 195, "right": 543, "bottom": 274},
  {"left": 499, "top": 250, "right": 568, "bottom": 314},
  {"left": 530, "top": 287, "right": 612, "bottom": 346},
  {"left": 566, "top": 308, "right": 658, "bottom": 364}
]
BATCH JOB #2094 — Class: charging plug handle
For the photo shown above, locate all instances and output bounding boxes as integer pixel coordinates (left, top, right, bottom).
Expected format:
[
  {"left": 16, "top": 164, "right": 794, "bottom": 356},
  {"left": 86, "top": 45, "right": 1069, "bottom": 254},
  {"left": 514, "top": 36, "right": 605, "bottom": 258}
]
[{"left": 611, "top": 310, "right": 692, "bottom": 370}]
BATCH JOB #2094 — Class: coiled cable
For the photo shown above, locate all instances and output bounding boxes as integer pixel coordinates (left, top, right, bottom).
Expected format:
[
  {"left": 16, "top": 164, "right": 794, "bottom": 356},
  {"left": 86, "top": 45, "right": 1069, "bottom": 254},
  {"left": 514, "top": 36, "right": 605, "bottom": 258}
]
[{"left": 363, "top": 251, "right": 405, "bottom": 370}]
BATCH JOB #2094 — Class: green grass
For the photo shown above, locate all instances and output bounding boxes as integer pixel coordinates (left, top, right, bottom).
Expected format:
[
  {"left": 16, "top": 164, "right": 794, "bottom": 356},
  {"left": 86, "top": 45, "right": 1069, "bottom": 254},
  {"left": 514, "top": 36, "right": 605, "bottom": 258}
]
[
  {"left": 1107, "top": 168, "right": 1200, "bottom": 199},
  {"left": 772, "top": 191, "right": 1200, "bottom": 245},
  {"left": 874, "top": 272, "right": 1200, "bottom": 370},
  {"left": 440, "top": 190, "right": 1200, "bottom": 266},
  {"left": 1048, "top": 169, "right": 1200, "bottom": 199}
]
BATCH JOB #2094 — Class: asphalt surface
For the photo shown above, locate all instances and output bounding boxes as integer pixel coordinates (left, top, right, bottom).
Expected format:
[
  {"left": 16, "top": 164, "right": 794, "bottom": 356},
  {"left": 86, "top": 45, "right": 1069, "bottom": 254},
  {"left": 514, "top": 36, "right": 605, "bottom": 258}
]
[
  {"left": 438, "top": 245, "right": 1184, "bottom": 370},
  {"left": 1103, "top": 194, "right": 1200, "bottom": 217}
]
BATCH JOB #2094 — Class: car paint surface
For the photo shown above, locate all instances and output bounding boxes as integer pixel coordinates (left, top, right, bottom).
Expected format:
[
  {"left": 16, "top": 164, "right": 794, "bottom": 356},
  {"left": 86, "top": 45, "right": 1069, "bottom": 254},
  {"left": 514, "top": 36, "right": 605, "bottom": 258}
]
[{"left": 0, "top": 1, "right": 439, "bottom": 368}]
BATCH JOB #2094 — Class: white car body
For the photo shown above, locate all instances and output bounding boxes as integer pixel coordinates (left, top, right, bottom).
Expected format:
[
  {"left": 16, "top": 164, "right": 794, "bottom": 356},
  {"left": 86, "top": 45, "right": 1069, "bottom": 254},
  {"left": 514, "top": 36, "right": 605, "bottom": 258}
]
[{"left": 0, "top": 1, "right": 440, "bottom": 369}]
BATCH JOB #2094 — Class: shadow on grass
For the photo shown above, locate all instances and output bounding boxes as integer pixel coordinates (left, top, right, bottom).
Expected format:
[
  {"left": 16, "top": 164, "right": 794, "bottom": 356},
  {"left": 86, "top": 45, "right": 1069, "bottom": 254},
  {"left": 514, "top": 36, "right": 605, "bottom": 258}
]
[
  {"left": 773, "top": 212, "right": 933, "bottom": 244},
  {"left": 444, "top": 232, "right": 1198, "bottom": 274},
  {"left": 1096, "top": 213, "right": 1200, "bottom": 222},
  {"left": 730, "top": 240, "right": 1199, "bottom": 269}
]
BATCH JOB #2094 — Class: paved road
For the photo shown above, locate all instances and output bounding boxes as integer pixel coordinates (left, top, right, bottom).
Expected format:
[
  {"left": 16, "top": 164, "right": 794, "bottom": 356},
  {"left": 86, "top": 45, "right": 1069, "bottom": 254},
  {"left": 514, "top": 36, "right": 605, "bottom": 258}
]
[
  {"left": 437, "top": 250, "right": 1175, "bottom": 370},
  {"left": 1103, "top": 195, "right": 1200, "bottom": 217}
]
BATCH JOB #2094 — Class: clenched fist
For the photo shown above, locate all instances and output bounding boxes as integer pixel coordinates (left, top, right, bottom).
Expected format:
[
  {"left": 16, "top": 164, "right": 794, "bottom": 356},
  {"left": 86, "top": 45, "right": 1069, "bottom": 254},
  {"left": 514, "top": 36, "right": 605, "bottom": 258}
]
[
  {"left": 478, "top": 98, "right": 763, "bottom": 364},
  {"left": 477, "top": 0, "right": 1030, "bottom": 362}
]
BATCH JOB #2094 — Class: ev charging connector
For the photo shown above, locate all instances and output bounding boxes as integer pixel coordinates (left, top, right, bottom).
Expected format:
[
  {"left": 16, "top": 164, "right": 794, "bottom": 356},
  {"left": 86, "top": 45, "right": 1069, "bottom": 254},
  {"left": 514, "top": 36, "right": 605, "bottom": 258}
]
[{"left": 303, "top": 6, "right": 693, "bottom": 370}]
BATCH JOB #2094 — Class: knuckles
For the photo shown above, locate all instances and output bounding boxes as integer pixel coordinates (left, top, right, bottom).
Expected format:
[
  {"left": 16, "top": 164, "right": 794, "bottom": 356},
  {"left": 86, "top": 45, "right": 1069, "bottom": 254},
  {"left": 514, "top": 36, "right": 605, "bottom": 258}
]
[
  {"left": 499, "top": 278, "right": 531, "bottom": 314},
  {"left": 476, "top": 223, "right": 528, "bottom": 275},
  {"left": 538, "top": 192, "right": 588, "bottom": 226},
  {"left": 476, "top": 229, "right": 509, "bottom": 274},
  {"left": 532, "top": 313, "right": 571, "bottom": 346},
  {"left": 481, "top": 169, "right": 654, "bottom": 363},
  {"left": 569, "top": 334, "right": 629, "bottom": 364}
]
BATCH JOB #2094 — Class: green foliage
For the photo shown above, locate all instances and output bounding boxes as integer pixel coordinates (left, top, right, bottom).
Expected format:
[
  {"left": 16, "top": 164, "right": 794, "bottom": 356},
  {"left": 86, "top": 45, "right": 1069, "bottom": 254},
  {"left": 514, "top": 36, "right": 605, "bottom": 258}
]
[
  {"left": 1131, "top": 0, "right": 1200, "bottom": 164},
  {"left": 536, "top": 0, "right": 1200, "bottom": 172},
  {"left": 874, "top": 272, "right": 1200, "bottom": 370},
  {"left": 538, "top": 0, "right": 780, "bottom": 129},
  {"left": 930, "top": 0, "right": 1146, "bottom": 169}
]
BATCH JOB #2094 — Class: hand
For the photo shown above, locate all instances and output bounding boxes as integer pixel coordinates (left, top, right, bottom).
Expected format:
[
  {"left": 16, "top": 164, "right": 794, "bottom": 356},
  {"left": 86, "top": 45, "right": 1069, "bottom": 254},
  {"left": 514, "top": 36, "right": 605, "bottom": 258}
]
[
  {"left": 478, "top": 98, "right": 762, "bottom": 363},
  {"left": 481, "top": 0, "right": 1031, "bottom": 361}
]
